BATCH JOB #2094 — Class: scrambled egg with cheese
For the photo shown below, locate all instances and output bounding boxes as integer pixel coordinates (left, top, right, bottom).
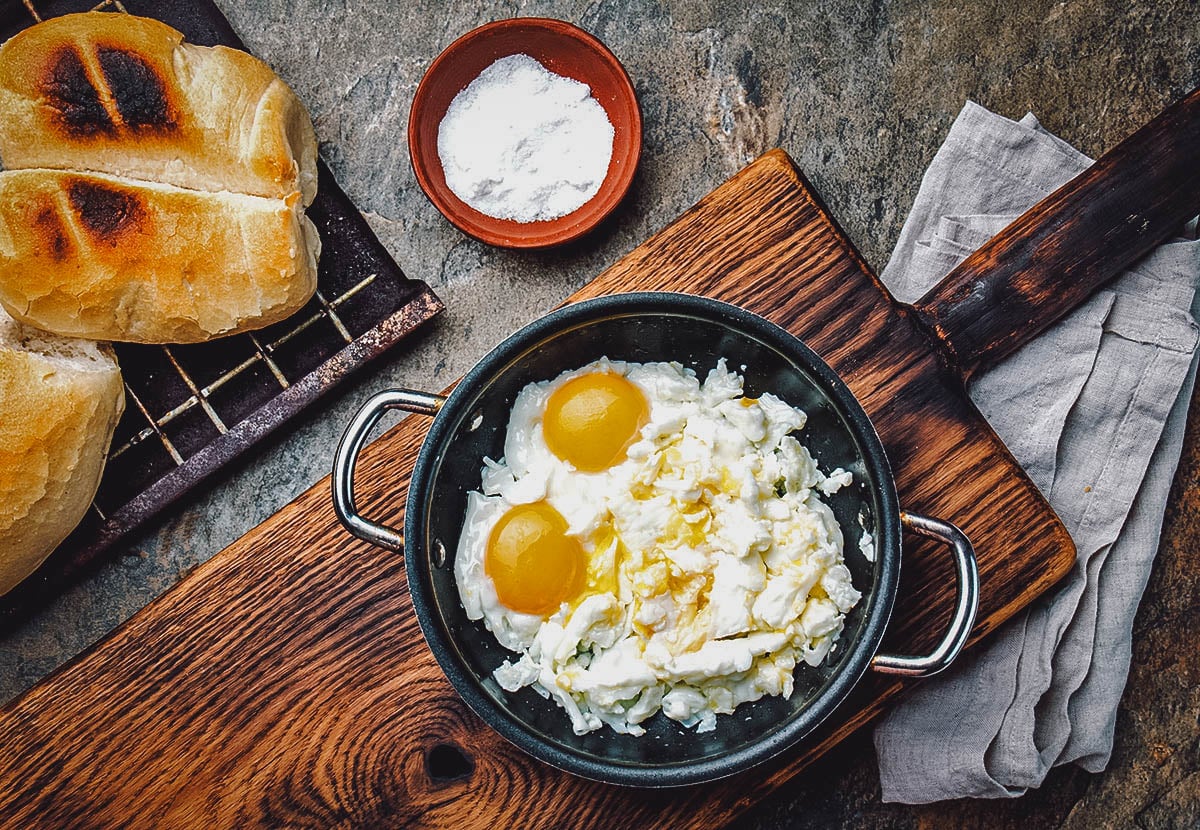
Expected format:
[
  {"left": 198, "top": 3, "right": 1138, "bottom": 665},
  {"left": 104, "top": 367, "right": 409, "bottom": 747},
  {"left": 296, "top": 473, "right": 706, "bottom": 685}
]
[{"left": 454, "top": 358, "right": 860, "bottom": 735}]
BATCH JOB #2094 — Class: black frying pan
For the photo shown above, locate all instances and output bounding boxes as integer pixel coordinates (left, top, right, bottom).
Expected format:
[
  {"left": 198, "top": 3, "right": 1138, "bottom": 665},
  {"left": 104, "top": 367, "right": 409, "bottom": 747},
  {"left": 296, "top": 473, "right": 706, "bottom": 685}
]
[{"left": 332, "top": 292, "right": 978, "bottom": 786}]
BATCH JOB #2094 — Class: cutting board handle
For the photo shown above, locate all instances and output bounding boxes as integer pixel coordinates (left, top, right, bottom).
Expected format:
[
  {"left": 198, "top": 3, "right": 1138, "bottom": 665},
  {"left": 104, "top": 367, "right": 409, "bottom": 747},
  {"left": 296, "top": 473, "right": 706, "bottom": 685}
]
[{"left": 912, "top": 85, "right": 1200, "bottom": 380}]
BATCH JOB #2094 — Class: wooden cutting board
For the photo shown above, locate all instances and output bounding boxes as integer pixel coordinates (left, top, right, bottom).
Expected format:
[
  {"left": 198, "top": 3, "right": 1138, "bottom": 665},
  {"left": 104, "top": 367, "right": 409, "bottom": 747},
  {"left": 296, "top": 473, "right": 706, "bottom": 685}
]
[{"left": 0, "top": 151, "right": 1076, "bottom": 828}]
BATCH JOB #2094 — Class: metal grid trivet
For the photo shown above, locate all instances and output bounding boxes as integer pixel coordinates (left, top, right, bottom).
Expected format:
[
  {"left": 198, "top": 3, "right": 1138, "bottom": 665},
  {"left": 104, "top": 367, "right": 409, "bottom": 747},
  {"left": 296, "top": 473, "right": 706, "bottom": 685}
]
[{"left": 1, "top": 0, "right": 444, "bottom": 623}]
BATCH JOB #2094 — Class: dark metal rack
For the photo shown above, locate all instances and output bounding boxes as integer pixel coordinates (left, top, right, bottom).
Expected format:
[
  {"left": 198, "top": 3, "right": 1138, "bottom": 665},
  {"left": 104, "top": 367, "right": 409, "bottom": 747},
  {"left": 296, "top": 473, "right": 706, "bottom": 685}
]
[{"left": 1, "top": 0, "right": 444, "bottom": 624}]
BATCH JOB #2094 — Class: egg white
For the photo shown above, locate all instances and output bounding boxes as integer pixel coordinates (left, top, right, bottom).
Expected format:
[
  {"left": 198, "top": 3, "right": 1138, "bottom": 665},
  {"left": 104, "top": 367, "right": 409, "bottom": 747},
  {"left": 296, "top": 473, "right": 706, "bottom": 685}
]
[{"left": 453, "top": 358, "right": 861, "bottom": 736}]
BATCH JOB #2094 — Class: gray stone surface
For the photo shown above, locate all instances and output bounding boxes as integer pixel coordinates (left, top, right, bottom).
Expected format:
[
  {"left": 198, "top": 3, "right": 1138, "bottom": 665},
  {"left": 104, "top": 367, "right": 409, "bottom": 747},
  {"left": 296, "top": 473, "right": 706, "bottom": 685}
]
[{"left": 2, "top": 0, "right": 1198, "bottom": 826}]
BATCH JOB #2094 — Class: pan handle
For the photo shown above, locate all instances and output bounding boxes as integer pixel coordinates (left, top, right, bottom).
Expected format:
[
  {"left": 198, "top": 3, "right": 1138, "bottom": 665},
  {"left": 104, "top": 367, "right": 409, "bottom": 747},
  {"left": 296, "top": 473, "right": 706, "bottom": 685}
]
[
  {"left": 871, "top": 511, "right": 979, "bottom": 678},
  {"left": 332, "top": 389, "right": 446, "bottom": 551}
]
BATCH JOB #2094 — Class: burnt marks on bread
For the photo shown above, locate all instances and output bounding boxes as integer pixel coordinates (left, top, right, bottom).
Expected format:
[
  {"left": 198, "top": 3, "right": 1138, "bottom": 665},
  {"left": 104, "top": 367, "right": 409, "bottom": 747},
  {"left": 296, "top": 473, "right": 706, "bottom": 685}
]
[
  {"left": 96, "top": 46, "right": 175, "bottom": 133},
  {"left": 66, "top": 179, "right": 145, "bottom": 244},
  {"left": 38, "top": 45, "right": 177, "bottom": 139},
  {"left": 33, "top": 206, "right": 71, "bottom": 262},
  {"left": 42, "top": 48, "right": 115, "bottom": 137}
]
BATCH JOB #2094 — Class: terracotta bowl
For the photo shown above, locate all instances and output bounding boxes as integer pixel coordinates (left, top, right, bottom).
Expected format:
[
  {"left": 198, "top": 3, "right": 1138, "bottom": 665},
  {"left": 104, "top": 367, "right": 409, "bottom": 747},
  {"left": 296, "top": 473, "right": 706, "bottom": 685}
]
[{"left": 408, "top": 18, "right": 642, "bottom": 249}]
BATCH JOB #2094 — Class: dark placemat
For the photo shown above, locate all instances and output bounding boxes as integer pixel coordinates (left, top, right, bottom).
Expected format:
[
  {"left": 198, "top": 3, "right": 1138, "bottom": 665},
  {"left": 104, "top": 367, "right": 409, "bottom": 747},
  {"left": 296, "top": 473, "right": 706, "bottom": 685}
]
[{"left": 0, "top": 0, "right": 444, "bottom": 626}]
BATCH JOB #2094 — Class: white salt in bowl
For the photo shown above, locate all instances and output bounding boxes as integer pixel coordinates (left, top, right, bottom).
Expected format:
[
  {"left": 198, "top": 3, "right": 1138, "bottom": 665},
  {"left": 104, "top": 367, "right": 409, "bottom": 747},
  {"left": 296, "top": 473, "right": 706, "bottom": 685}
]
[{"left": 408, "top": 18, "right": 642, "bottom": 249}]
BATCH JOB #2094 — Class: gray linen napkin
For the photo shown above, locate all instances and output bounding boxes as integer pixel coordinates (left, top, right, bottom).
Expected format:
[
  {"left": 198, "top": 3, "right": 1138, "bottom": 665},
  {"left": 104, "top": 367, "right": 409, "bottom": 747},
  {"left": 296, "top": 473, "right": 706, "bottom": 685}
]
[{"left": 871, "top": 101, "right": 1200, "bottom": 802}]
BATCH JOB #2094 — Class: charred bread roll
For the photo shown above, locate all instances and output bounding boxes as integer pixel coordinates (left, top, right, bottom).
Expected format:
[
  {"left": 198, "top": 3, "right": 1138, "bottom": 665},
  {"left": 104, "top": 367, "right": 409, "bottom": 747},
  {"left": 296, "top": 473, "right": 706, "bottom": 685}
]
[
  {"left": 0, "top": 169, "right": 320, "bottom": 343},
  {"left": 0, "top": 11, "right": 322, "bottom": 344},
  {"left": 0, "top": 305, "right": 124, "bottom": 596},
  {"left": 0, "top": 11, "right": 318, "bottom": 204}
]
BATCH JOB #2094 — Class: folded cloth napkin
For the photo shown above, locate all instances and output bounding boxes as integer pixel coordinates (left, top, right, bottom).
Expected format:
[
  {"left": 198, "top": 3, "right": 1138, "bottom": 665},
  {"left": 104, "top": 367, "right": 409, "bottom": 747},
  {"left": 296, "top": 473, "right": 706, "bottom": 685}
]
[{"left": 872, "top": 101, "right": 1200, "bottom": 802}]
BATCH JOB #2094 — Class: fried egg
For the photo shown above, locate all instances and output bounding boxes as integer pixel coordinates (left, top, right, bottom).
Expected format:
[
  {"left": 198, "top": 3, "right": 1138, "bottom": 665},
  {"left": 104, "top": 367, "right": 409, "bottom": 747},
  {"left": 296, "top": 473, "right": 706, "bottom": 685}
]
[{"left": 454, "top": 358, "right": 860, "bottom": 735}]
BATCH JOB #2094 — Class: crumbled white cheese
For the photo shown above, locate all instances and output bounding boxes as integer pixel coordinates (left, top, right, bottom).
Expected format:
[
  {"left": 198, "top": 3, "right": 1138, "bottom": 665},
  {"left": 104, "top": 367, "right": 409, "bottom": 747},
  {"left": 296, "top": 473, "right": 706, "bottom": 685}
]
[{"left": 456, "top": 359, "right": 862, "bottom": 736}]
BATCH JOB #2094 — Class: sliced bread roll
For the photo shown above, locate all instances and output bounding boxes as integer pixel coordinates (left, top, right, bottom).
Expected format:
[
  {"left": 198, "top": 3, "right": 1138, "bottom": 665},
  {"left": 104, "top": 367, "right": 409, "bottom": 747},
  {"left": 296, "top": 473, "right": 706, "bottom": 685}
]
[
  {"left": 0, "top": 306, "right": 124, "bottom": 596},
  {"left": 0, "top": 11, "right": 317, "bottom": 204},
  {"left": 0, "top": 169, "right": 320, "bottom": 343}
]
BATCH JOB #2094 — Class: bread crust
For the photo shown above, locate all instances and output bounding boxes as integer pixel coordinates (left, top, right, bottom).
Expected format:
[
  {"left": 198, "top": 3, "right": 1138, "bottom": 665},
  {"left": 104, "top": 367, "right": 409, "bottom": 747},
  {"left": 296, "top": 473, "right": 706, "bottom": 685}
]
[
  {"left": 0, "top": 169, "right": 320, "bottom": 343},
  {"left": 0, "top": 312, "right": 124, "bottom": 595},
  {"left": 0, "top": 11, "right": 318, "bottom": 204}
]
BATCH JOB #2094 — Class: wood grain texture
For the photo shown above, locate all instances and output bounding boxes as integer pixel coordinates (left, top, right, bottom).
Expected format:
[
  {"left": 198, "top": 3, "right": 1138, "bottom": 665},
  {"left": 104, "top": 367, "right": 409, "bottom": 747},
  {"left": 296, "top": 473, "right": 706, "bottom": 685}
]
[
  {"left": 914, "top": 84, "right": 1200, "bottom": 379},
  {"left": 0, "top": 150, "right": 1076, "bottom": 829}
]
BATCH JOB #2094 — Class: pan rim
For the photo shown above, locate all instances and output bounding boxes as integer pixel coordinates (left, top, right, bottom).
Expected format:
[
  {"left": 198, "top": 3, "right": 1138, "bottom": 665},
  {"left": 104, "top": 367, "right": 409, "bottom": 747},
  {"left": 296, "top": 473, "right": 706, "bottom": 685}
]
[{"left": 406, "top": 291, "right": 902, "bottom": 787}]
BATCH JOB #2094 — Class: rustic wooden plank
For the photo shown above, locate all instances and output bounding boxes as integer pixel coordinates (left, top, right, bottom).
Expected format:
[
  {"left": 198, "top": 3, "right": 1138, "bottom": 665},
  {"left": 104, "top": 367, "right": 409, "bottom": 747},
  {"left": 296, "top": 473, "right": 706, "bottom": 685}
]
[{"left": 0, "top": 150, "right": 1075, "bottom": 828}]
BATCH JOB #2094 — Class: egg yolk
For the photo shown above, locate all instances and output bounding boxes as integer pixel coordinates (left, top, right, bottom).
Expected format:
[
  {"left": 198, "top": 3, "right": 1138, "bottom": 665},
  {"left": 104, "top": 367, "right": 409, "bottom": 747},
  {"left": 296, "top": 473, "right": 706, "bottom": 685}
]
[
  {"left": 542, "top": 372, "right": 649, "bottom": 472},
  {"left": 486, "top": 501, "right": 585, "bottom": 616}
]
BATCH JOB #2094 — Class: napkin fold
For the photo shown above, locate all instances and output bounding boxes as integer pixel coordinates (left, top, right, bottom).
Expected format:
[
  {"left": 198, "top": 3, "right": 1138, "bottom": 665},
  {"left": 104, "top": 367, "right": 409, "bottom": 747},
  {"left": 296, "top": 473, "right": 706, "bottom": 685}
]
[{"left": 872, "top": 102, "right": 1200, "bottom": 802}]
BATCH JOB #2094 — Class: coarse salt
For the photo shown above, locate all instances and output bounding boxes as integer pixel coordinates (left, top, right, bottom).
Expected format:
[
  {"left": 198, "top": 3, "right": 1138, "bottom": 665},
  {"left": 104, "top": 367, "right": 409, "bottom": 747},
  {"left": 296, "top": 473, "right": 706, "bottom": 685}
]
[{"left": 436, "top": 54, "right": 614, "bottom": 223}]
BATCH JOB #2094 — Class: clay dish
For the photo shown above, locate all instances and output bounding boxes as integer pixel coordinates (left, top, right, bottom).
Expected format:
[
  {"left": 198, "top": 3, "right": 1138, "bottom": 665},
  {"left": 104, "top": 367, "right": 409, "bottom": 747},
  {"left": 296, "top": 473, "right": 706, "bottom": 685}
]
[{"left": 408, "top": 18, "right": 642, "bottom": 249}]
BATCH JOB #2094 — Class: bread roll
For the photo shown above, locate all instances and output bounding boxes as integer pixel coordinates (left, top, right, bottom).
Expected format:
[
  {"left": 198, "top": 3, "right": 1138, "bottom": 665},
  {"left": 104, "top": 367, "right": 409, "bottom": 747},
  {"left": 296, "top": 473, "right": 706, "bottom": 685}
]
[
  {"left": 0, "top": 169, "right": 320, "bottom": 343},
  {"left": 0, "top": 306, "right": 124, "bottom": 596},
  {"left": 0, "top": 11, "right": 317, "bottom": 205}
]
